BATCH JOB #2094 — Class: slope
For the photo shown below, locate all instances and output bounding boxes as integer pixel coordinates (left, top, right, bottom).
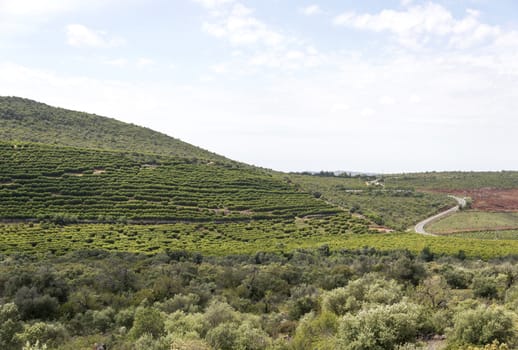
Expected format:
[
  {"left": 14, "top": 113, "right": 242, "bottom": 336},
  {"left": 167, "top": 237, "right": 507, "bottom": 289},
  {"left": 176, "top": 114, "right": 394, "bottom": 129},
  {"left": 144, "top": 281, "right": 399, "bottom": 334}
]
[
  {"left": 0, "top": 142, "right": 341, "bottom": 223},
  {"left": 0, "top": 96, "right": 227, "bottom": 162}
]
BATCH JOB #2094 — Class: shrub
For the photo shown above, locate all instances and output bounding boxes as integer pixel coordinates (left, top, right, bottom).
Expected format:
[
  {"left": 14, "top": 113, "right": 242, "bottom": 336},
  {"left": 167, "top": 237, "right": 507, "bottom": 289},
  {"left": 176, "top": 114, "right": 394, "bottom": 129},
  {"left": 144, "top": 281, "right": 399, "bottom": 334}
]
[
  {"left": 322, "top": 274, "right": 403, "bottom": 315},
  {"left": 129, "top": 307, "right": 164, "bottom": 339},
  {"left": 205, "top": 322, "right": 239, "bottom": 350},
  {"left": 449, "top": 305, "right": 515, "bottom": 347},
  {"left": 14, "top": 288, "right": 59, "bottom": 320},
  {"left": 472, "top": 276, "right": 499, "bottom": 299},
  {"left": 337, "top": 302, "right": 426, "bottom": 350},
  {"left": 291, "top": 311, "right": 338, "bottom": 350},
  {"left": 17, "top": 322, "right": 67, "bottom": 348},
  {"left": 0, "top": 303, "right": 23, "bottom": 349},
  {"left": 235, "top": 321, "right": 272, "bottom": 350}
]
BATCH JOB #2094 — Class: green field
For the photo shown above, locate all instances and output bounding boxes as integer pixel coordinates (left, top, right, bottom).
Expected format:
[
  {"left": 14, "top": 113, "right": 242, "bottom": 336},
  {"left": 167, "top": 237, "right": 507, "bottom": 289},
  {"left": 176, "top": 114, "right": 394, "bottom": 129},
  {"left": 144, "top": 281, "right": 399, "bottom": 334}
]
[
  {"left": 2, "top": 221, "right": 518, "bottom": 259},
  {"left": 384, "top": 171, "right": 518, "bottom": 190},
  {"left": 287, "top": 174, "right": 455, "bottom": 230},
  {"left": 451, "top": 230, "right": 518, "bottom": 240},
  {"left": 426, "top": 211, "right": 518, "bottom": 234}
]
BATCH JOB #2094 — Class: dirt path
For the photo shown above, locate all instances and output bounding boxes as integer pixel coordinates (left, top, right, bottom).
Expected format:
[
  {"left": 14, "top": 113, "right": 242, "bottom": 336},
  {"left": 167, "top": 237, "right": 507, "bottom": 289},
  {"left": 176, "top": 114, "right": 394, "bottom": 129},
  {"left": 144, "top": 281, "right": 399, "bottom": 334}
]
[{"left": 414, "top": 196, "right": 466, "bottom": 236}]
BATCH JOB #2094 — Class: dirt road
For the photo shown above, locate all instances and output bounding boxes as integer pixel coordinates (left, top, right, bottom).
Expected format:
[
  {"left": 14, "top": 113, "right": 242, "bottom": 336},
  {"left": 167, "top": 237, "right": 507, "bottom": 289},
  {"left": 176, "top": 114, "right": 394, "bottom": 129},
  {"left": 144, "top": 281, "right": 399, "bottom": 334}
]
[{"left": 414, "top": 196, "right": 466, "bottom": 236}]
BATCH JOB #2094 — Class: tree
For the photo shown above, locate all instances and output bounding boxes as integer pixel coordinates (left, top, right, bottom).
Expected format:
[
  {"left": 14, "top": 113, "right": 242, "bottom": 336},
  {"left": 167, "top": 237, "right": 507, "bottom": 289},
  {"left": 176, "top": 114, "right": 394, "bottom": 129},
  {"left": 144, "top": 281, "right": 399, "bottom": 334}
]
[{"left": 415, "top": 275, "right": 450, "bottom": 309}]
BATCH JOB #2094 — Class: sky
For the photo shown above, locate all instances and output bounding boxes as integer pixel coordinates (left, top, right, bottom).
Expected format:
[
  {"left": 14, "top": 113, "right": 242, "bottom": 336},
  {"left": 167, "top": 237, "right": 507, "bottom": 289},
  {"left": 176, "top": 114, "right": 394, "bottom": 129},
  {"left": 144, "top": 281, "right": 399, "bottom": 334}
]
[{"left": 1, "top": 0, "right": 518, "bottom": 173}]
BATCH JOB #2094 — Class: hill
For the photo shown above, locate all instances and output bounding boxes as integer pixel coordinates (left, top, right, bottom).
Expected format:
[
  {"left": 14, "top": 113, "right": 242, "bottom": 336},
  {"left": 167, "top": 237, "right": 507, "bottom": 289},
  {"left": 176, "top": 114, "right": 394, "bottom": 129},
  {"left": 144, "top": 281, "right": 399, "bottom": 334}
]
[
  {"left": 0, "top": 96, "right": 228, "bottom": 162},
  {"left": 0, "top": 142, "right": 339, "bottom": 223}
]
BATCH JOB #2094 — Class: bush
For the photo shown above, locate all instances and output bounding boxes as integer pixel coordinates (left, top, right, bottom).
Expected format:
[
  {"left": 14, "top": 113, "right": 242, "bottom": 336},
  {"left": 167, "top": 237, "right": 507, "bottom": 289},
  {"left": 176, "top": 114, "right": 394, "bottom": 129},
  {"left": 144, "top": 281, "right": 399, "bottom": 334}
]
[
  {"left": 17, "top": 322, "right": 67, "bottom": 348},
  {"left": 133, "top": 333, "right": 170, "bottom": 350},
  {"left": 291, "top": 311, "right": 338, "bottom": 350},
  {"left": 322, "top": 274, "right": 403, "bottom": 315},
  {"left": 235, "top": 321, "right": 272, "bottom": 350},
  {"left": 337, "top": 302, "right": 426, "bottom": 350},
  {"left": 449, "top": 305, "right": 515, "bottom": 347},
  {"left": 129, "top": 307, "right": 164, "bottom": 339},
  {"left": 472, "top": 276, "right": 499, "bottom": 299},
  {"left": 0, "top": 303, "right": 23, "bottom": 349},
  {"left": 205, "top": 322, "right": 239, "bottom": 350},
  {"left": 14, "top": 287, "right": 59, "bottom": 320}
]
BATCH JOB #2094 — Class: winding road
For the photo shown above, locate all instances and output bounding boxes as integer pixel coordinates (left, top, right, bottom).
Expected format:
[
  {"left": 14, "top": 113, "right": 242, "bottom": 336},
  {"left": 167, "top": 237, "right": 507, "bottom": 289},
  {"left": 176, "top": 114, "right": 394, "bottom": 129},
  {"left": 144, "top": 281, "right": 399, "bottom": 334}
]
[{"left": 414, "top": 196, "right": 467, "bottom": 236}]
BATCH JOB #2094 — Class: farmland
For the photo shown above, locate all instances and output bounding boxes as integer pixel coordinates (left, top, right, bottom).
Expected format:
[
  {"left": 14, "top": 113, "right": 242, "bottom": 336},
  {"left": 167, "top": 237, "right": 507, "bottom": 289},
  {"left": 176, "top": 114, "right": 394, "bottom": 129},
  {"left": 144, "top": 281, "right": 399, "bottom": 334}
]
[
  {"left": 287, "top": 173, "right": 455, "bottom": 230},
  {"left": 426, "top": 211, "right": 518, "bottom": 234},
  {"left": 452, "top": 230, "right": 518, "bottom": 240},
  {"left": 0, "top": 143, "right": 339, "bottom": 222},
  {"left": 384, "top": 171, "right": 518, "bottom": 190}
]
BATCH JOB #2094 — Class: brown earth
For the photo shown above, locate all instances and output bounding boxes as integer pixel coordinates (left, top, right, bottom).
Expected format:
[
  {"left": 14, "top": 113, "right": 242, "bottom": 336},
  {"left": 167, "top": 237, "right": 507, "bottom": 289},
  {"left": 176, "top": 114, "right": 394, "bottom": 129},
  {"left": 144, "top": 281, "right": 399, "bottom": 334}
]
[{"left": 431, "top": 188, "right": 518, "bottom": 211}]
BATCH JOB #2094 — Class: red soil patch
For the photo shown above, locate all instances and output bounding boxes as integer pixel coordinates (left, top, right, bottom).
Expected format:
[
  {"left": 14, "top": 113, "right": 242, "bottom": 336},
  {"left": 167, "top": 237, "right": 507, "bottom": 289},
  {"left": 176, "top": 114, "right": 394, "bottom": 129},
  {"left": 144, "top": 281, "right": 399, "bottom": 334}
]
[{"left": 433, "top": 188, "right": 518, "bottom": 211}]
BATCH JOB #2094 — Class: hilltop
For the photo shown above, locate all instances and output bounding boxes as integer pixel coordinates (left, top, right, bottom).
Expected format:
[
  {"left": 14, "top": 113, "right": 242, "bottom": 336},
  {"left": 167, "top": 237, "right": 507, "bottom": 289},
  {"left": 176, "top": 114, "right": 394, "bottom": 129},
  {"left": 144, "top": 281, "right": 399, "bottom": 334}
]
[{"left": 0, "top": 96, "right": 228, "bottom": 162}]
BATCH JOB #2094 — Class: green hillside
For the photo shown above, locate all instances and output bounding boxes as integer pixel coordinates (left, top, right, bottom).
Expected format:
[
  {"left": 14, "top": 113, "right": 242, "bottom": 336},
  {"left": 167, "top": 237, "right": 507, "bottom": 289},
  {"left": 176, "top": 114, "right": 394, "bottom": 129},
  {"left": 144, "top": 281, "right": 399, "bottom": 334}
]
[
  {"left": 0, "top": 142, "right": 339, "bottom": 223},
  {"left": 0, "top": 96, "right": 228, "bottom": 162},
  {"left": 287, "top": 173, "right": 455, "bottom": 230}
]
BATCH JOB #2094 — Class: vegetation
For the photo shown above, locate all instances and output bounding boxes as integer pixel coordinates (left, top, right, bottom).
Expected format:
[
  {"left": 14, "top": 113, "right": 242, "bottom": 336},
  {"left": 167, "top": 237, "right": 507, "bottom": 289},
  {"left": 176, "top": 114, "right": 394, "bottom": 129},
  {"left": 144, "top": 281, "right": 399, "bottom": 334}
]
[
  {"left": 0, "top": 142, "right": 339, "bottom": 222},
  {"left": 3, "top": 97, "right": 518, "bottom": 349},
  {"left": 384, "top": 172, "right": 518, "bottom": 190},
  {"left": 427, "top": 211, "right": 518, "bottom": 234},
  {"left": 0, "top": 248, "right": 517, "bottom": 349},
  {"left": 286, "top": 174, "right": 454, "bottom": 230},
  {"left": 452, "top": 230, "right": 518, "bottom": 240},
  {"left": 0, "top": 96, "right": 228, "bottom": 162},
  {"left": 3, "top": 223, "right": 518, "bottom": 259}
]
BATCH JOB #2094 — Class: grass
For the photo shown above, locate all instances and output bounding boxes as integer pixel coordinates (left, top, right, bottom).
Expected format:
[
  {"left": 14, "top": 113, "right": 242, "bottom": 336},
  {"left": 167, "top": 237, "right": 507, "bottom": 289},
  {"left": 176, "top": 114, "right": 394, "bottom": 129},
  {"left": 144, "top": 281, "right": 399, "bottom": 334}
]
[
  {"left": 426, "top": 211, "right": 518, "bottom": 234},
  {"left": 384, "top": 171, "right": 518, "bottom": 190},
  {"left": 450, "top": 230, "right": 518, "bottom": 240}
]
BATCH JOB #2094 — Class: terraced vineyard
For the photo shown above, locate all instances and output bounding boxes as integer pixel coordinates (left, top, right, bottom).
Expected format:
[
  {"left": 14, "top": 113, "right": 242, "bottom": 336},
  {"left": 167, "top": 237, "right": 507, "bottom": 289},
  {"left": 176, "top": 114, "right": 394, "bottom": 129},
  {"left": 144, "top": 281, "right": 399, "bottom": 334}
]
[
  {"left": 0, "top": 143, "right": 339, "bottom": 222},
  {"left": 0, "top": 214, "right": 370, "bottom": 256},
  {"left": 1, "top": 220, "right": 518, "bottom": 259}
]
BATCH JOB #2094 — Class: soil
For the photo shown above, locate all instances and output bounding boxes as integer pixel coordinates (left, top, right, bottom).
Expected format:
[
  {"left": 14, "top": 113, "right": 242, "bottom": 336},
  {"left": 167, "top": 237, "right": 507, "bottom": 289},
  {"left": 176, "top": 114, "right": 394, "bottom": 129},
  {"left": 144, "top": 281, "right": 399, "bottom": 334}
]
[{"left": 432, "top": 188, "right": 518, "bottom": 211}]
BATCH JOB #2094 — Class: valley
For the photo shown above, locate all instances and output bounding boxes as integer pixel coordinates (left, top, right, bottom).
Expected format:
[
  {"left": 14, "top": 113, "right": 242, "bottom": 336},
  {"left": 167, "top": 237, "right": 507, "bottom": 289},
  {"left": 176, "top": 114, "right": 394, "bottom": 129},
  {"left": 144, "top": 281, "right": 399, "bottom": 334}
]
[{"left": 1, "top": 97, "right": 518, "bottom": 350}]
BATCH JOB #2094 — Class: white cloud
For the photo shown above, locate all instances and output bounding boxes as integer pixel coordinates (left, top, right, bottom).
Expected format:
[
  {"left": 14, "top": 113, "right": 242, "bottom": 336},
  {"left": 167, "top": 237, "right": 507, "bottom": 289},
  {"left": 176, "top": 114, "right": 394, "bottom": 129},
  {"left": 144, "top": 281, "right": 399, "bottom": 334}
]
[
  {"left": 0, "top": 0, "right": 116, "bottom": 38},
  {"left": 300, "top": 5, "right": 322, "bottom": 16},
  {"left": 137, "top": 57, "right": 155, "bottom": 66},
  {"left": 0, "top": 0, "right": 78, "bottom": 16},
  {"left": 409, "top": 95, "right": 422, "bottom": 104},
  {"left": 66, "top": 24, "right": 125, "bottom": 48},
  {"left": 210, "top": 63, "right": 228, "bottom": 73},
  {"left": 379, "top": 96, "right": 396, "bottom": 105},
  {"left": 333, "top": 3, "right": 501, "bottom": 49},
  {"left": 196, "top": 2, "right": 326, "bottom": 71},
  {"left": 361, "top": 107, "right": 376, "bottom": 117},
  {"left": 192, "top": 0, "right": 235, "bottom": 9},
  {"left": 202, "top": 3, "right": 284, "bottom": 47},
  {"left": 104, "top": 58, "right": 128, "bottom": 67}
]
